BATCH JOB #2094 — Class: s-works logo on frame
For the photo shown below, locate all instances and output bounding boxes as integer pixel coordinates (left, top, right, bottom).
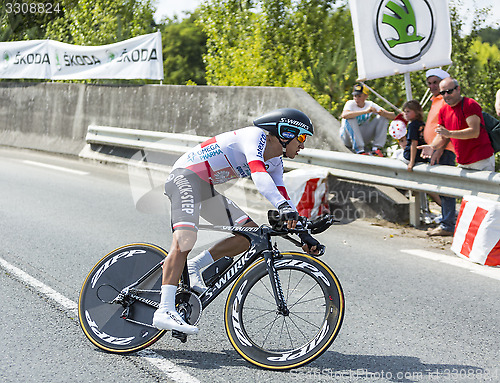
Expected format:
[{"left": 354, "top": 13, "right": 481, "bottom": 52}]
[{"left": 373, "top": 0, "right": 436, "bottom": 64}]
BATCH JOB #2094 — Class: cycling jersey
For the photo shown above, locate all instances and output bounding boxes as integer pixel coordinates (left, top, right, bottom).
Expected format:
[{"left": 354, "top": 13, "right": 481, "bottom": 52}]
[
  {"left": 172, "top": 126, "right": 291, "bottom": 209},
  {"left": 166, "top": 126, "right": 294, "bottom": 232}
]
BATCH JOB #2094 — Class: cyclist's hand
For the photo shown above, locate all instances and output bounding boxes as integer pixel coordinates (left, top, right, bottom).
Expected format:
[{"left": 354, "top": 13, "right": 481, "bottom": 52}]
[
  {"left": 299, "top": 232, "right": 324, "bottom": 256},
  {"left": 278, "top": 202, "right": 298, "bottom": 229}
]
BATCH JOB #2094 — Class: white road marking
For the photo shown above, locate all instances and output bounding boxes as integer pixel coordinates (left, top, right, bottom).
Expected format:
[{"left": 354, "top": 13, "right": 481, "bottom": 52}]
[
  {"left": 23, "top": 160, "right": 89, "bottom": 175},
  {"left": 137, "top": 349, "right": 201, "bottom": 383},
  {"left": 0, "top": 256, "right": 201, "bottom": 383},
  {"left": 401, "top": 249, "right": 500, "bottom": 281},
  {"left": 0, "top": 256, "right": 78, "bottom": 315}
]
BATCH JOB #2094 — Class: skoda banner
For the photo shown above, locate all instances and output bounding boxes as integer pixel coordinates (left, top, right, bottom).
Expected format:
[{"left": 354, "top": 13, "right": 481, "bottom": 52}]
[
  {"left": 349, "top": 0, "right": 452, "bottom": 81},
  {"left": 0, "top": 32, "right": 163, "bottom": 80}
]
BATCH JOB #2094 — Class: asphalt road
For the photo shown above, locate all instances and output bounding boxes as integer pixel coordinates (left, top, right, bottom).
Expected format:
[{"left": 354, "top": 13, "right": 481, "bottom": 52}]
[{"left": 1, "top": 147, "right": 499, "bottom": 383}]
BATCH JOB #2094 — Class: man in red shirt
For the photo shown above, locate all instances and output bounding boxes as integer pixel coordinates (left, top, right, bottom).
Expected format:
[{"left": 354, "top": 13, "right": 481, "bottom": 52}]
[
  {"left": 420, "top": 77, "right": 495, "bottom": 181},
  {"left": 423, "top": 68, "right": 456, "bottom": 237},
  {"left": 426, "top": 78, "right": 494, "bottom": 169}
]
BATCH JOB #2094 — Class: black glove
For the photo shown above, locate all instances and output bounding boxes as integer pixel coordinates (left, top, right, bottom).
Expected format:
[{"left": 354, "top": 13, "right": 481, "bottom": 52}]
[
  {"left": 298, "top": 231, "right": 320, "bottom": 249},
  {"left": 277, "top": 202, "right": 298, "bottom": 223}
]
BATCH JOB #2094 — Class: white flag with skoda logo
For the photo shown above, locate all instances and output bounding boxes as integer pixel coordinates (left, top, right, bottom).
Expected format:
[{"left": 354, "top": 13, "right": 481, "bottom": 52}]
[
  {"left": 349, "top": 0, "right": 452, "bottom": 80},
  {"left": 0, "top": 32, "right": 163, "bottom": 80}
]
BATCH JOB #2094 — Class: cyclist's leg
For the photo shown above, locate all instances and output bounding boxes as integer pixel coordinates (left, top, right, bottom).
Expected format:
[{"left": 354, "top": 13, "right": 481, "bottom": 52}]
[
  {"left": 187, "top": 191, "right": 257, "bottom": 292},
  {"left": 153, "top": 170, "right": 202, "bottom": 334},
  {"left": 207, "top": 219, "right": 257, "bottom": 259},
  {"left": 200, "top": 188, "right": 257, "bottom": 260}
]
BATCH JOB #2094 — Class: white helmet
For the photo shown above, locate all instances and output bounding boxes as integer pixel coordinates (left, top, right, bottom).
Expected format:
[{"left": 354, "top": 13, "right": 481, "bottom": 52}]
[{"left": 389, "top": 120, "right": 407, "bottom": 140}]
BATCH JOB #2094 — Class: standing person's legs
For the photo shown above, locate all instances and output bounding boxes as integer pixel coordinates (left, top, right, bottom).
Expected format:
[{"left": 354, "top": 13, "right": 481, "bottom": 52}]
[
  {"left": 340, "top": 118, "right": 366, "bottom": 153},
  {"left": 428, "top": 150, "right": 456, "bottom": 236}
]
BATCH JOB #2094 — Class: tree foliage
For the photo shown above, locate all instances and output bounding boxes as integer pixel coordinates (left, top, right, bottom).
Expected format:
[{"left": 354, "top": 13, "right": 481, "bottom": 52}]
[
  {"left": 44, "top": 0, "right": 156, "bottom": 45},
  {"left": 161, "top": 13, "right": 207, "bottom": 85},
  {"left": 198, "top": 0, "right": 357, "bottom": 115}
]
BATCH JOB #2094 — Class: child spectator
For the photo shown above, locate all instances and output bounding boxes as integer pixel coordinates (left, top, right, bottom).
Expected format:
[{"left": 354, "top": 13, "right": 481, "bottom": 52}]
[
  {"left": 389, "top": 119, "right": 407, "bottom": 161},
  {"left": 402, "top": 100, "right": 427, "bottom": 171}
]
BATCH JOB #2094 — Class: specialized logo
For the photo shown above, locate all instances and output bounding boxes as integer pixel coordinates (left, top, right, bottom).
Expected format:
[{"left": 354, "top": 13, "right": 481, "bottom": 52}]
[
  {"left": 279, "top": 117, "right": 309, "bottom": 130},
  {"left": 374, "top": 0, "right": 435, "bottom": 64},
  {"left": 204, "top": 248, "right": 256, "bottom": 299}
]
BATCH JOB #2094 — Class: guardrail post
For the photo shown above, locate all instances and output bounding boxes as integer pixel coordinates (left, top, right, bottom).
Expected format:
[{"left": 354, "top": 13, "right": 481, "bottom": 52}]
[{"left": 409, "top": 190, "right": 421, "bottom": 227}]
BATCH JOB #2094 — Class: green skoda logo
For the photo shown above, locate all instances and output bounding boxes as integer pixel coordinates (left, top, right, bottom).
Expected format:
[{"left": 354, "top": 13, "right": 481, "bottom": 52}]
[
  {"left": 2, "top": 51, "right": 10, "bottom": 69},
  {"left": 374, "top": 0, "right": 435, "bottom": 64}
]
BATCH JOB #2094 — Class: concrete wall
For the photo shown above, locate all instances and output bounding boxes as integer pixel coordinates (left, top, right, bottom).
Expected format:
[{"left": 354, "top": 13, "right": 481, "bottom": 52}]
[{"left": 0, "top": 82, "right": 347, "bottom": 155}]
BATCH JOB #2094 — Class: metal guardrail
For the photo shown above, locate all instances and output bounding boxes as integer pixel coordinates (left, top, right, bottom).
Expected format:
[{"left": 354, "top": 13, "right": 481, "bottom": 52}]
[{"left": 86, "top": 125, "right": 500, "bottom": 224}]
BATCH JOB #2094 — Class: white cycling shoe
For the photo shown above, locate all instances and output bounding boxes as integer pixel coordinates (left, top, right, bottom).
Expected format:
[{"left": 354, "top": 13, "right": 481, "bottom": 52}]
[
  {"left": 187, "top": 261, "right": 208, "bottom": 294},
  {"left": 153, "top": 309, "right": 199, "bottom": 335}
]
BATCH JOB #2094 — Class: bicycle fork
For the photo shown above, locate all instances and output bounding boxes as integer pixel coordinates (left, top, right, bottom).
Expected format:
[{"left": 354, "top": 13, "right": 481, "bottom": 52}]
[{"left": 263, "top": 249, "right": 289, "bottom": 316}]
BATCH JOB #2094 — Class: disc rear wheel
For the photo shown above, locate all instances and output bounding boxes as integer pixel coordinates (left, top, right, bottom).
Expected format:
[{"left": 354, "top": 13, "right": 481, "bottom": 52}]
[{"left": 78, "top": 243, "right": 167, "bottom": 353}]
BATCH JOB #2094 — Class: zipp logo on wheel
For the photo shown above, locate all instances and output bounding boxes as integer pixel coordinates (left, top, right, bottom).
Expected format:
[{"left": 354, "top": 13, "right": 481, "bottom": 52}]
[{"left": 374, "top": 0, "right": 436, "bottom": 64}]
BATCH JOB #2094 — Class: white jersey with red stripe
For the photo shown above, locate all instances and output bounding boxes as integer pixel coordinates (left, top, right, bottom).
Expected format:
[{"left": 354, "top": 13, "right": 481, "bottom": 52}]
[{"left": 172, "top": 126, "right": 291, "bottom": 209}]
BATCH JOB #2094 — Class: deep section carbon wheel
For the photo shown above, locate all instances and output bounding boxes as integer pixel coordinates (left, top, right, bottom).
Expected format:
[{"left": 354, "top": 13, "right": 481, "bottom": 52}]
[{"left": 225, "top": 252, "right": 344, "bottom": 370}]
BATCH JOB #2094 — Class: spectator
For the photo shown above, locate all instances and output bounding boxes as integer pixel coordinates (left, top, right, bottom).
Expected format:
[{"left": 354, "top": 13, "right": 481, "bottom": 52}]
[
  {"left": 402, "top": 100, "right": 427, "bottom": 172},
  {"left": 421, "top": 68, "right": 456, "bottom": 236},
  {"left": 340, "top": 83, "right": 396, "bottom": 156},
  {"left": 420, "top": 78, "right": 495, "bottom": 216},
  {"left": 388, "top": 119, "right": 407, "bottom": 162}
]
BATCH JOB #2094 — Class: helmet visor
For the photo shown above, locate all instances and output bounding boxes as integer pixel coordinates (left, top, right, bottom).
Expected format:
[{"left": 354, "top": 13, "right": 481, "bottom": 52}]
[
  {"left": 277, "top": 123, "right": 312, "bottom": 141},
  {"left": 297, "top": 133, "right": 307, "bottom": 143}
]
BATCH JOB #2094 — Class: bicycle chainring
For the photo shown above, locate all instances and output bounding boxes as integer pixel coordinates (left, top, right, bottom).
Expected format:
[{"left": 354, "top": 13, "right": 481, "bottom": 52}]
[{"left": 175, "top": 290, "right": 202, "bottom": 326}]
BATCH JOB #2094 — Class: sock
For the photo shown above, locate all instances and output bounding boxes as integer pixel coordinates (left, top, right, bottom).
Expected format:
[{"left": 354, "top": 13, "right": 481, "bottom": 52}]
[
  {"left": 159, "top": 284, "right": 177, "bottom": 311},
  {"left": 188, "top": 250, "right": 214, "bottom": 270},
  {"left": 372, "top": 147, "right": 379, "bottom": 152}
]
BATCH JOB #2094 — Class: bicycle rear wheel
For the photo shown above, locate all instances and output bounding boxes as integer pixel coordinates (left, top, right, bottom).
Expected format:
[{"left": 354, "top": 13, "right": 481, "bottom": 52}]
[
  {"left": 78, "top": 243, "right": 167, "bottom": 353},
  {"left": 225, "top": 252, "right": 344, "bottom": 370}
]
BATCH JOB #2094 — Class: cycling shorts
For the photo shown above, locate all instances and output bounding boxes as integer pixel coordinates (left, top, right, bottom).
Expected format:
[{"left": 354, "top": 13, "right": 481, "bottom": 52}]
[{"left": 165, "top": 168, "right": 253, "bottom": 232}]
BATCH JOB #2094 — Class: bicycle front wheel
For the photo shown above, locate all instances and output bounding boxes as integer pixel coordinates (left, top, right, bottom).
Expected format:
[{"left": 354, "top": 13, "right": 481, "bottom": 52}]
[
  {"left": 78, "top": 243, "right": 167, "bottom": 353},
  {"left": 225, "top": 252, "right": 344, "bottom": 370}
]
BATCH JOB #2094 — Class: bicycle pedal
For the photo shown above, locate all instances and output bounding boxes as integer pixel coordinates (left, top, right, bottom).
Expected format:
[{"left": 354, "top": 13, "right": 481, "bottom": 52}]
[{"left": 172, "top": 330, "right": 188, "bottom": 343}]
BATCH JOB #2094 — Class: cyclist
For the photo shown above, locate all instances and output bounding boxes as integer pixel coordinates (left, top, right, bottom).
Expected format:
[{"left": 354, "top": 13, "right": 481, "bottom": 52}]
[{"left": 153, "top": 108, "right": 324, "bottom": 334}]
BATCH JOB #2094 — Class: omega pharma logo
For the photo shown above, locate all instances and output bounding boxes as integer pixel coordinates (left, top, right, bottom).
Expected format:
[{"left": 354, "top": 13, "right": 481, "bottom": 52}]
[{"left": 373, "top": 0, "right": 435, "bottom": 64}]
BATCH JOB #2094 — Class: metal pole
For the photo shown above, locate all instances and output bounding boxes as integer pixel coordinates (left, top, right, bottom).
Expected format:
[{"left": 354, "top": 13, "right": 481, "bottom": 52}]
[
  {"left": 360, "top": 82, "right": 402, "bottom": 113},
  {"left": 404, "top": 72, "right": 412, "bottom": 101}
]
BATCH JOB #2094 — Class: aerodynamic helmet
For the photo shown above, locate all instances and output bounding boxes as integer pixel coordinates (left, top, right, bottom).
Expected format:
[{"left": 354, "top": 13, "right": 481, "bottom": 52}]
[{"left": 253, "top": 108, "right": 314, "bottom": 147}]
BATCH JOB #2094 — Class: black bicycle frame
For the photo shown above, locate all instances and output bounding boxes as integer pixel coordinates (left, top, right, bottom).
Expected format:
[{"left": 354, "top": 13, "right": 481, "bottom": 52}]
[
  {"left": 196, "top": 223, "right": 282, "bottom": 309},
  {"left": 118, "top": 223, "right": 292, "bottom": 314}
]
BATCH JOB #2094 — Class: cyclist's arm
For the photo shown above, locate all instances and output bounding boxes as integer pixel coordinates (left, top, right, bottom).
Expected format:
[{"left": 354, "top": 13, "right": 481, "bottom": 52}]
[
  {"left": 249, "top": 161, "right": 289, "bottom": 208},
  {"left": 242, "top": 129, "right": 292, "bottom": 209},
  {"left": 266, "top": 157, "right": 297, "bottom": 210}
]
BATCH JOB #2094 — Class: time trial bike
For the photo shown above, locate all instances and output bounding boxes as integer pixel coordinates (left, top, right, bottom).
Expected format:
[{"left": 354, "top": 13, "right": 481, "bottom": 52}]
[{"left": 78, "top": 211, "right": 345, "bottom": 370}]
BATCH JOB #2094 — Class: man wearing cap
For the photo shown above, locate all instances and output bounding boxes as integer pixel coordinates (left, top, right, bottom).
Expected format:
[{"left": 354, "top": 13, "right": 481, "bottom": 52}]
[
  {"left": 423, "top": 68, "right": 457, "bottom": 237},
  {"left": 340, "top": 83, "right": 396, "bottom": 156}
]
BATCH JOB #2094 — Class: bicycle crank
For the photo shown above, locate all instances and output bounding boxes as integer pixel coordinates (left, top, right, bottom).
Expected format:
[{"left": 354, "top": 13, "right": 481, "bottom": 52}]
[{"left": 172, "top": 290, "right": 202, "bottom": 343}]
